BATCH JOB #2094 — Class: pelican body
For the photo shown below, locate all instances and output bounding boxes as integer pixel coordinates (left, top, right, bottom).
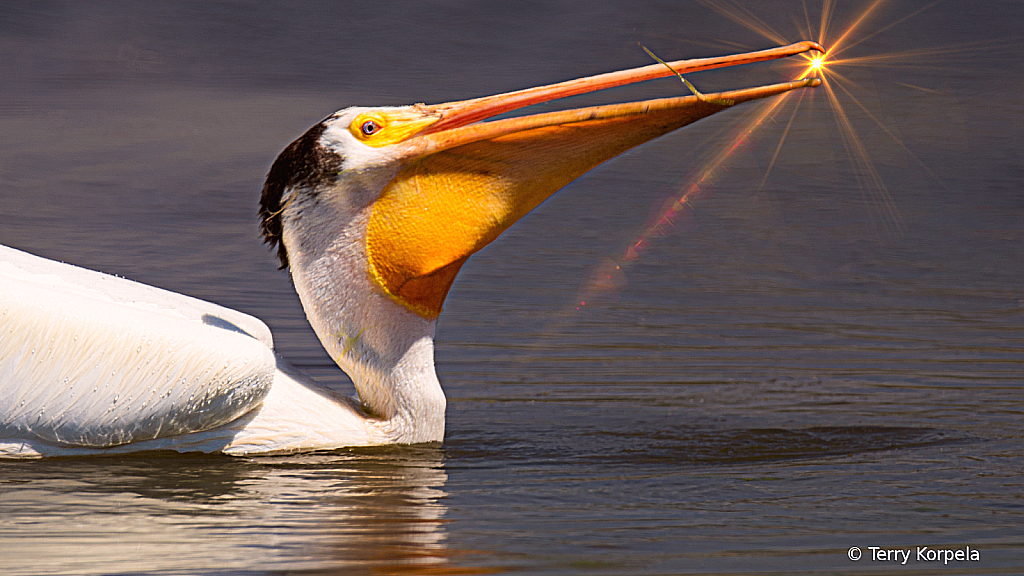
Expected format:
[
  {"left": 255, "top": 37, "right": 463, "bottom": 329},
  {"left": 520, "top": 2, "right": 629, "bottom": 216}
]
[{"left": 0, "top": 42, "right": 823, "bottom": 458}]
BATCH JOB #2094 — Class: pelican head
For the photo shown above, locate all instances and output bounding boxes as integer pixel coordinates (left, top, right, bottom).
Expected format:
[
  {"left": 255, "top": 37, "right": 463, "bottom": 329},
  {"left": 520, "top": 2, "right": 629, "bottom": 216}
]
[{"left": 258, "top": 42, "right": 824, "bottom": 444}]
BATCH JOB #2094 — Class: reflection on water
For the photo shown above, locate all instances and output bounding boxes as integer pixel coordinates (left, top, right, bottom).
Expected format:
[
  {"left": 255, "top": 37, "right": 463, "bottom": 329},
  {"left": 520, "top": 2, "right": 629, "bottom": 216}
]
[
  {"left": 0, "top": 448, "right": 453, "bottom": 575},
  {"left": 0, "top": 423, "right": 978, "bottom": 576}
]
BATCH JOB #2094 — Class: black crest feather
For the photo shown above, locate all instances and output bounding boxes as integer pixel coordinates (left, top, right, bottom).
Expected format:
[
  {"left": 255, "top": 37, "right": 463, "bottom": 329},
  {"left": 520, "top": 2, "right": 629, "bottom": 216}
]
[{"left": 259, "top": 119, "right": 343, "bottom": 269}]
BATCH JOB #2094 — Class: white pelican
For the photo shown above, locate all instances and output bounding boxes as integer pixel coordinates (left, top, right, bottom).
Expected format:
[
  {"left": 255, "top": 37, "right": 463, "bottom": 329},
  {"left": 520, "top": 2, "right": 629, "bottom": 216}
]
[{"left": 0, "top": 42, "right": 823, "bottom": 458}]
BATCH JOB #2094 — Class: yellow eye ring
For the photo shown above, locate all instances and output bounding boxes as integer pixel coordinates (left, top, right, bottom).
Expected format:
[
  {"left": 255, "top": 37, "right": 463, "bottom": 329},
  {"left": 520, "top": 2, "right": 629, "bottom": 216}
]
[
  {"left": 349, "top": 114, "right": 388, "bottom": 141},
  {"left": 348, "top": 110, "right": 439, "bottom": 147}
]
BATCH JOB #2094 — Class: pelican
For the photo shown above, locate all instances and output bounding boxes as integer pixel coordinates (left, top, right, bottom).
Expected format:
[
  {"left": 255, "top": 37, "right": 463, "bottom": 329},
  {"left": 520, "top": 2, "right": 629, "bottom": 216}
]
[{"left": 0, "top": 42, "right": 823, "bottom": 458}]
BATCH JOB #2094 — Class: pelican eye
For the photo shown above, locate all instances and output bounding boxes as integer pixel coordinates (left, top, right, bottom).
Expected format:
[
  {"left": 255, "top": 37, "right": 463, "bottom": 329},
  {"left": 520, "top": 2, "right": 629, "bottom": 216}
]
[
  {"left": 349, "top": 111, "right": 436, "bottom": 147},
  {"left": 361, "top": 120, "right": 382, "bottom": 136}
]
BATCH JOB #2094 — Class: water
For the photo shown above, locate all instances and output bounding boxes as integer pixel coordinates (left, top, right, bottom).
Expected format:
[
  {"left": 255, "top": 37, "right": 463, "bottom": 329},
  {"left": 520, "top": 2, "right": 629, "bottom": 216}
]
[{"left": 1, "top": 1, "right": 1022, "bottom": 574}]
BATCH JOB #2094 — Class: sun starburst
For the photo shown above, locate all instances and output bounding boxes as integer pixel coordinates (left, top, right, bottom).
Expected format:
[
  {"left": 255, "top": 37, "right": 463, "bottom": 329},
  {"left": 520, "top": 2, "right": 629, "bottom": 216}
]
[{"left": 574, "top": 0, "right": 958, "bottom": 310}]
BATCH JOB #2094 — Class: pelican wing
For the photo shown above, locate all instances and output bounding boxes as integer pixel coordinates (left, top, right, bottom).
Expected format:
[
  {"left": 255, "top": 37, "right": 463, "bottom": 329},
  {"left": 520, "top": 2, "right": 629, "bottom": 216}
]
[{"left": 0, "top": 246, "right": 275, "bottom": 449}]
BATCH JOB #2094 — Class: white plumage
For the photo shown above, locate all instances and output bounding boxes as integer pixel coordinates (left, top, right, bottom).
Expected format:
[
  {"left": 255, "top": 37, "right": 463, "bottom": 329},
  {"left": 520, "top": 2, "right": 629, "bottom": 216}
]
[{"left": 0, "top": 245, "right": 378, "bottom": 457}]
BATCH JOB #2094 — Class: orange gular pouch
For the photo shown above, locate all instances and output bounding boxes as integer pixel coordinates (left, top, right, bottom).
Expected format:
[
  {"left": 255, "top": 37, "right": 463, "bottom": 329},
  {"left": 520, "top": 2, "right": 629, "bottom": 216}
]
[{"left": 365, "top": 96, "right": 743, "bottom": 319}]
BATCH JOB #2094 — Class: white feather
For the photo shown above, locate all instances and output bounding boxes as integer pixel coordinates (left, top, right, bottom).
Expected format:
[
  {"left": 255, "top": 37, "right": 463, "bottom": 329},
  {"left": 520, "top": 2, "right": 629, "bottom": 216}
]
[{"left": 0, "top": 245, "right": 276, "bottom": 449}]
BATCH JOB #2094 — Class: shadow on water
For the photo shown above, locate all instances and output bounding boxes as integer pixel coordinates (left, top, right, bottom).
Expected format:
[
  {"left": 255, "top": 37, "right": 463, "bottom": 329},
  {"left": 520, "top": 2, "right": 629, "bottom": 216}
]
[{"left": 446, "top": 425, "right": 964, "bottom": 468}]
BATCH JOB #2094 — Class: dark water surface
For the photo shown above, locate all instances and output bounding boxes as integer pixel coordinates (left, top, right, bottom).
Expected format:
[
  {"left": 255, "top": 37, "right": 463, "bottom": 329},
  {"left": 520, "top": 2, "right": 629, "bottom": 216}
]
[{"left": 1, "top": 1, "right": 1022, "bottom": 574}]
